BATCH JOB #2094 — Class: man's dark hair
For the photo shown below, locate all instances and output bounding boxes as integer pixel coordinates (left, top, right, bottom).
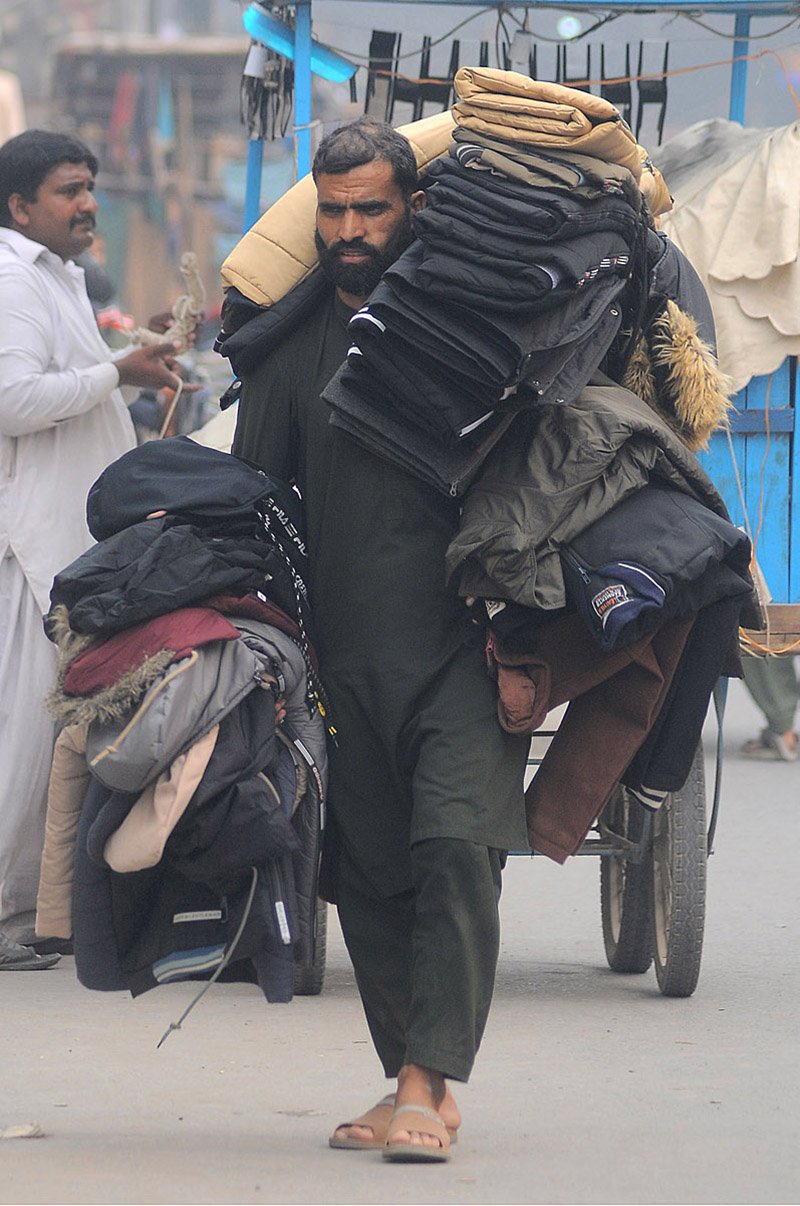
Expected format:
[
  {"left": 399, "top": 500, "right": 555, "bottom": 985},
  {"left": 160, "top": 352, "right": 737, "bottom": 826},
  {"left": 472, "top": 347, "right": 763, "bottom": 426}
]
[
  {"left": 312, "top": 116, "right": 418, "bottom": 199},
  {"left": 0, "top": 129, "right": 99, "bottom": 227}
]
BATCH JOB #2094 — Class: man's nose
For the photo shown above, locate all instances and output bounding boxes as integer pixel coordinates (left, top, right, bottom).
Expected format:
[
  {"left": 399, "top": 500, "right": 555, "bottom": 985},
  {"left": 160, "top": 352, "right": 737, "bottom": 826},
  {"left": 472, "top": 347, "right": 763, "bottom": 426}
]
[
  {"left": 80, "top": 189, "right": 98, "bottom": 214},
  {"left": 339, "top": 208, "right": 366, "bottom": 241}
]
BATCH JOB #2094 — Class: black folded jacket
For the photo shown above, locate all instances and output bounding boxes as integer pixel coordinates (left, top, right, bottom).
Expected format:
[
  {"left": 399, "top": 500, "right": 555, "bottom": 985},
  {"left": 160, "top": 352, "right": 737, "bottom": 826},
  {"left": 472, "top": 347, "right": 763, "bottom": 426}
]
[
  {"left": 423, "top": 155, "right": 642, "bottom": 244},
  {"left": 367, "top": 241, "right": 626, "bottom": 379},
  {"left": 415, "top": 229, "right": 631, "bottom": 314},
  {"left": 349, "top": 292, "right": 623, "bottom": 419},
  {"left": 323, "top": 363, "right": 517, "bottom": 497},
  {"left": 47, "top": 518, "right": 285, "bottom": 636},
  {"left": 86, "top": 436, "right": 304, "bottom": 543},
  {"left": 561, "top": 486, "right": 754, "bottom": 652},
  {"left": 356, "top": 244, "right": 626, "bottom": 400}
]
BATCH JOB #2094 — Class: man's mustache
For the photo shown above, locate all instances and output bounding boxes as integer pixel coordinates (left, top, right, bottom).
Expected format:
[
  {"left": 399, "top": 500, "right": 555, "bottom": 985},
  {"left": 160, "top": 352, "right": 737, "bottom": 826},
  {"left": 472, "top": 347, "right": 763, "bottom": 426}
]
[
  {"left": 71, "top": 215, "right": 96, "bottom": 230},
  {"left": 328, "top": 239, "right": 377, "bottom": 257}
]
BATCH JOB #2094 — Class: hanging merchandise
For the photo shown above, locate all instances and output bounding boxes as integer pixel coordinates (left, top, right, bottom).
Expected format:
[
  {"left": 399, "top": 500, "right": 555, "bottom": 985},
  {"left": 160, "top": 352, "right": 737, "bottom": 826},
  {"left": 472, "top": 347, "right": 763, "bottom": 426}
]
[
  {"left": 240, "top": 34, "right": 294, "bottom": 143},
  {"left": 242, "top": 2, "right": 356, "bottom": 83}
]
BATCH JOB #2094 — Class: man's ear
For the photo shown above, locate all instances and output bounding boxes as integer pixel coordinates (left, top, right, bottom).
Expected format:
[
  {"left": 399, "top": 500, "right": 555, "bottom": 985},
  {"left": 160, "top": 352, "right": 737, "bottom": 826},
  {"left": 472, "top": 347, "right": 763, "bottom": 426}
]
[
  {"left": 410, "top": 188, "right": 426, "bottom": 213},
  {"left": 7, "top": 193, "right": 31, "bottom": 229}
]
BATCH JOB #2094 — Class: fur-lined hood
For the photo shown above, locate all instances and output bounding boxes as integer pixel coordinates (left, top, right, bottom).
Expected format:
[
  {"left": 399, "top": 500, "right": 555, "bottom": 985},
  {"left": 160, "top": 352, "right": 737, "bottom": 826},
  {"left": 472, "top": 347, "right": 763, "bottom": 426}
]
[
  {"left": 46, "top": 603, "right": 177, "bottom": 730},
  {"left": 622, "top": 298, "right": 732, "bottom": 451}
]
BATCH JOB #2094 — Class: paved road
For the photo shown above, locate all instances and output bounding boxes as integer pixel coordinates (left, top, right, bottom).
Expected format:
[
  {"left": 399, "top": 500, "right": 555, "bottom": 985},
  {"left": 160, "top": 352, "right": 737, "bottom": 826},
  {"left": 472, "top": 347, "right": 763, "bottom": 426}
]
[{"left": 2, "top": 679, "right": 798, "bottom": 1205}]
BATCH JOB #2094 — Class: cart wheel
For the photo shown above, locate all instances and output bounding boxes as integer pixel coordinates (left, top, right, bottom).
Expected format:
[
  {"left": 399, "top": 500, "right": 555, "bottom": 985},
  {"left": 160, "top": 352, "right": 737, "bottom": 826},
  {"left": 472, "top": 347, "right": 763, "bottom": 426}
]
[
  {"left": 600, "top": 785, "right": 653, "bottom": 973},
  {"left": 293, "top": 898, "right": 327, "bottom": 996},
  {"left": 650, "top": 744, "right": 707, "bottom": 998}
]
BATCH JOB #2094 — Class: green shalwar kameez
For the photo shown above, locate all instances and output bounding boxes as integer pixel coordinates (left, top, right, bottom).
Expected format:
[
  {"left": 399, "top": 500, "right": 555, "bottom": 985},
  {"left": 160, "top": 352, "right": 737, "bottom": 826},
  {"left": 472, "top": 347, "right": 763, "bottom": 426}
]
[{"left": 233, "top": 289, "right": 529, "bottom": 1080}]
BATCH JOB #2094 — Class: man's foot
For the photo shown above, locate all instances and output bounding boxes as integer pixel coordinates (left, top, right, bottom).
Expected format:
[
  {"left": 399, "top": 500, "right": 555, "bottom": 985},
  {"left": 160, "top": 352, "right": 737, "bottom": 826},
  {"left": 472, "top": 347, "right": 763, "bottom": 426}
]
[
  {"left": 383, "top": 1105, "right": 452, "bottom": 1162},
  {"left": 0, "top": 932, "right": 60, "bottom": 970},
  {"left": 741, "top": 728, "right": 798, "bottom": 762},
  {"left": 329, "top": 1094, "right": 397, "bottom": 1150},
  {"left": 330, "top": 1078, "right": 460, "bottom": 1151},
  {"left": 382, "top": 1064, "right": 454, "bottom": 1162},
  {"left": 31, "top": 937, "right": 73, "bottom": 956}
]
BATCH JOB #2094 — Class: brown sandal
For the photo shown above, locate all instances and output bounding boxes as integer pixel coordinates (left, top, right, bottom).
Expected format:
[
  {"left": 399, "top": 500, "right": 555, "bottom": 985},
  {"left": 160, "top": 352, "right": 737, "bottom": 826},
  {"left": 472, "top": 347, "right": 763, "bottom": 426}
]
[
  {"left": 382, "top": 1104, "right": 452, "bottom": 1163},
  {"left": 329, "top": 1094, "right": 396, "bottom": 1150},
  {"left": 741, "top": 729, "right": 798, "bottom": 762},
  {"left": 329, "top": 1094, "right": 458, "bottom": 1152}
]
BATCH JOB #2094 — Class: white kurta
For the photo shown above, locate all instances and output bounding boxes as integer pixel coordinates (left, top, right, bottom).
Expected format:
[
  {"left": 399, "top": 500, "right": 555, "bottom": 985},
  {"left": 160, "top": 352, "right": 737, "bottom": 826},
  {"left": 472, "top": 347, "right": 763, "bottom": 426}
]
[{"left": 0, "top": 227, "right": 136, "bottom": 941}]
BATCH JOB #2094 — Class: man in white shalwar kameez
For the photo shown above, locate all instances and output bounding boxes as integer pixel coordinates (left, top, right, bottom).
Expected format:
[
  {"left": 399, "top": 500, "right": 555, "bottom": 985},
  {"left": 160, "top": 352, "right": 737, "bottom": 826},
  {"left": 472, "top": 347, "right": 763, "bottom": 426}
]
[{"left": 0, "top": 130, "right": 183, "bottom": 968}]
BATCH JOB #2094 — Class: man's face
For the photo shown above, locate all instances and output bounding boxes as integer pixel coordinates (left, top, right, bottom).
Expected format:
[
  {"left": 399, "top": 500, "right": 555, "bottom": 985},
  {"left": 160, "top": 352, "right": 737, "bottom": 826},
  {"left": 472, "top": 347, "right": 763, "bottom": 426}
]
[
  {"left": 8, "top": 160, "right": 98, "bottom": 261},
  {"left": 314, "top": 158, "right": 421, "bottom": 304}
]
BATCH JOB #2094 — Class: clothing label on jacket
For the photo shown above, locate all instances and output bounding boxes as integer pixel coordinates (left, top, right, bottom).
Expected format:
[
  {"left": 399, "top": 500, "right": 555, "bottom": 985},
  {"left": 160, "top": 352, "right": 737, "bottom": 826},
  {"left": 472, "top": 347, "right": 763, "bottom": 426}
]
[{"left": 173, "top": 909, "right": 224, "bottom": 923}]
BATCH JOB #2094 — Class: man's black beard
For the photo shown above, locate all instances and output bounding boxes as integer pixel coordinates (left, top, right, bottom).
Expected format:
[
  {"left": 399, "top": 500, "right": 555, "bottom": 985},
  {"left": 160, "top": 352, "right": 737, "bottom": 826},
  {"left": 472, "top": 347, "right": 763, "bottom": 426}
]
[{"left": 314, "top": 213, "right": 413, "bottom": 299}]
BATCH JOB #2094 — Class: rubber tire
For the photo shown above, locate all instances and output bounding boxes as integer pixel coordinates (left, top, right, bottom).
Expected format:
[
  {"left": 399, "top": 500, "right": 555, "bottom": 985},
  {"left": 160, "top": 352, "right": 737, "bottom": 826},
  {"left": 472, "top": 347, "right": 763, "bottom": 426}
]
[
  {"left": 600, "top": 784, "right": 653, "bottom": 974},
  {"left": 650, "top": 744, "right": 707, "bottom": 998},
  {"left": 293, "top": 897, "right": 327, "bottom": 996}
]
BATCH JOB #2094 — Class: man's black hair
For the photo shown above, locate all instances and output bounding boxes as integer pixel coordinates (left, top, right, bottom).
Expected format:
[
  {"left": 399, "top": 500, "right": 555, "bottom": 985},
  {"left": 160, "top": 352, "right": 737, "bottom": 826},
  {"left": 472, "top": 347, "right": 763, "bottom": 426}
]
[
  {"left": 312, "top": 116, "right": 418, "bottom": 199},
  {"left": 0, "top": 129, "right": 99, "bottom": 227}
]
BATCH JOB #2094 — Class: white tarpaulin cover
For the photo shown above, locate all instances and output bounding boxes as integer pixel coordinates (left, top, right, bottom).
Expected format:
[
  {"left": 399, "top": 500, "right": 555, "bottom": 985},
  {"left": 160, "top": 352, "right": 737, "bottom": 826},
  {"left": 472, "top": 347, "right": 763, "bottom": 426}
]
[{"left": 655, "top": 117, "right": 800, "bottom": 392}]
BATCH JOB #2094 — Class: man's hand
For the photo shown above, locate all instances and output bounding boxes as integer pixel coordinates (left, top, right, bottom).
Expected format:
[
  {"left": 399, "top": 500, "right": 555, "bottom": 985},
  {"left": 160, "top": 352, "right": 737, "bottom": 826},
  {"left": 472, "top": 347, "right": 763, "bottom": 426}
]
[
  {"left": 146, "top": 310, "right": 174, "bottom": 334},
  {"left": 147, "top": 309, "right": 203, "bottom": 347},
  {"left": 116, "top": 342, "right": 182, "bottom": 391}
]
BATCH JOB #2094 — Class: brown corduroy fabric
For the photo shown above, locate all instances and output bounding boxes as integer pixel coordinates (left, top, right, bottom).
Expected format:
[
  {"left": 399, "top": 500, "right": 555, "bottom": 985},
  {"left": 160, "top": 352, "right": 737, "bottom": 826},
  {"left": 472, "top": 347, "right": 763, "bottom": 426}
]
[{"left": 486, "top": 613, "right": 693, "bottom": 862}]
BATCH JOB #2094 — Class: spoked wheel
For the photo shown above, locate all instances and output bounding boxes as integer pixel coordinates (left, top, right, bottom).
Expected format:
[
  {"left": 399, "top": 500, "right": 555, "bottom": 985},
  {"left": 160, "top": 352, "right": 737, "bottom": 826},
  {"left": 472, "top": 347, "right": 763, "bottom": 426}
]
[
  {"left": 600, "top": 785, "right": 653, "bottom": 974},
  {"left": 650, "top": 744, "right": 707, "bottom": 998}
]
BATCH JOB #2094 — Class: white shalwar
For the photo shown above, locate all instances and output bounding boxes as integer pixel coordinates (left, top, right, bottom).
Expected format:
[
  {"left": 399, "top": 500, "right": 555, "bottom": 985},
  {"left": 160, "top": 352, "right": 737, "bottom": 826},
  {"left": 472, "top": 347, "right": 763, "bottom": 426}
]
[{"left": 0, "top": 228, "right": 136, "bottom": 942}]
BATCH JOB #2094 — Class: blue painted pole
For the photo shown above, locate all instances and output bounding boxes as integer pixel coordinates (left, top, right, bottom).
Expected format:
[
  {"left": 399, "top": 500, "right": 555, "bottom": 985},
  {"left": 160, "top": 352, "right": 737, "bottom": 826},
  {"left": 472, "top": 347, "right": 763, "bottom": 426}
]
[
  {"left": 729, "top": 11, "right": 751, "bottom": 123},
  {"left": 243, "top": 137, "right": 264, "bottom": 233},
  {"left": 295, "top": 0, "right": 313, "bottom": 181}
]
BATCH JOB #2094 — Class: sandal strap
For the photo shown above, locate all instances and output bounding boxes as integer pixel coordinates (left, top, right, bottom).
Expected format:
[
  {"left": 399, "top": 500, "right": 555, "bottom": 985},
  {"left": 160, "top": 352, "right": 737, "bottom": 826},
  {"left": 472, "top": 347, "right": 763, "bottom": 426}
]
[
  {"left": 389, "top": 1104, "right": 447, "bottom": 1127},
  {"left": 385, "top": 1104, "right": 451, "bottom": 1154},
  {"left": 334, "top": 1094, "right": 396, "bottom": 1130}
]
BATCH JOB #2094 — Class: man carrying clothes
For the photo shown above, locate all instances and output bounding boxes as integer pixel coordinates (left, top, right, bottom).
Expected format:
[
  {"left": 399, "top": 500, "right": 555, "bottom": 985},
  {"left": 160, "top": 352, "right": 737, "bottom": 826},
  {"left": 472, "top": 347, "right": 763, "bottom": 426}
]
[
  {"left": 233, "top": 117, "right": 530, "bottom": 1161},
  {"left": 0, "top": 130, "right": 184, "bottom": 970}
]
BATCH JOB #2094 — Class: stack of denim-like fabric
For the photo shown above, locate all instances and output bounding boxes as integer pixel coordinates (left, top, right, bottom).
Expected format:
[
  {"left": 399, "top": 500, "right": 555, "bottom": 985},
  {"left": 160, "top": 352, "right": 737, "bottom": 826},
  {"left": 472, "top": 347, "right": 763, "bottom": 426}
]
[{"left": 323, "top": 68, "right": 651, "bottom": 496}]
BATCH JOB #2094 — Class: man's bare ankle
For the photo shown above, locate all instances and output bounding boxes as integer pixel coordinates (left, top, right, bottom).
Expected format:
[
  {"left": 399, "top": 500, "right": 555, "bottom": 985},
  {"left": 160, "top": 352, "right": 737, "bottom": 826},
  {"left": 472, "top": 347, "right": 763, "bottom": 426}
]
[{"left": 396, "top": 1064, "right": 445, "bottom": 1108}]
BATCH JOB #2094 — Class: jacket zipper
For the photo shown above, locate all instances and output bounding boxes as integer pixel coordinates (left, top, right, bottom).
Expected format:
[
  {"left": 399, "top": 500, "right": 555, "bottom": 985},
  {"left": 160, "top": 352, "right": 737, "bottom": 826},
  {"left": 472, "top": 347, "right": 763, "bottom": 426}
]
[
  {"left": 561, "top": 546, "right": 591, "bottom": 583},
  {"left": 256, "top": 772, "right": 296, "bottom": 947}
]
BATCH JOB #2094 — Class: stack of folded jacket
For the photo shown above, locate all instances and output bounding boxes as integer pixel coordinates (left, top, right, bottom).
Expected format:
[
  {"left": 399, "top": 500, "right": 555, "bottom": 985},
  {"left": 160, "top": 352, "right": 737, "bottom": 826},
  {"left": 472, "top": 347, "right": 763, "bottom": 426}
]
[
  {"left": 450, "top": 66, "right": 642, "bottom": 171},
  {"left": 323, "top": 67, "right": 650, "bottom": 496},
  {"left": 40, "top": 439, "right": 328, "bottom": 1008}
]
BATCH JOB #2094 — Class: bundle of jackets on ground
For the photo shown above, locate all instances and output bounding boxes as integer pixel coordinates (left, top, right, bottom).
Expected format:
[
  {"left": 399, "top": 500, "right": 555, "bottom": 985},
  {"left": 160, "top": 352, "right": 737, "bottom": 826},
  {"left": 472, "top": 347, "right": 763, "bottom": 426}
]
[{"left": 36, "top": 438, "right": 327, "bottom": 1007}]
